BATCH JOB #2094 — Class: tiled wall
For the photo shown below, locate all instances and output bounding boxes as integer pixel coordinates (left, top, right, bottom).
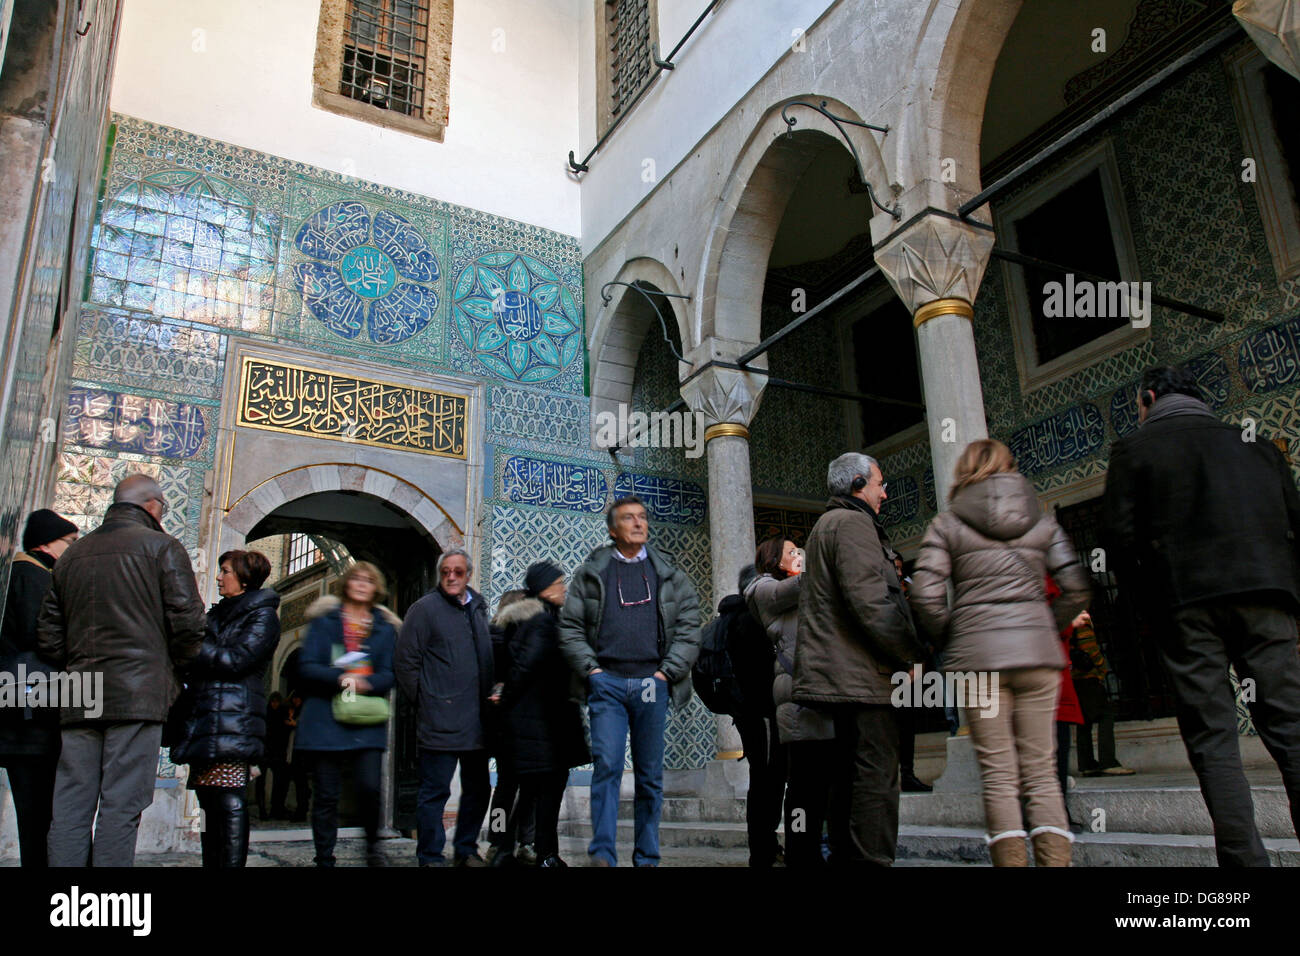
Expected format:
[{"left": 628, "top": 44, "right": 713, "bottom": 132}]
[{"left": 61, "top": 114, "right": 720, "bottom": 770}]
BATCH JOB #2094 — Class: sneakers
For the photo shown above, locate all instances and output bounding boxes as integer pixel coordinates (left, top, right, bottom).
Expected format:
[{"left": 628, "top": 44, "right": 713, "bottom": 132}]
[
  {"left": 539, "top": 855, "right": 568, "bottom": 868},
  {"left": 516, "top": 844, "right": 538, "bottom": 866},
  {"left": 588, "top": 854, "right": 613, "bottom": 867},
  {"left": 1102, "top": 765, "right": 1136, "bottom": 776}
]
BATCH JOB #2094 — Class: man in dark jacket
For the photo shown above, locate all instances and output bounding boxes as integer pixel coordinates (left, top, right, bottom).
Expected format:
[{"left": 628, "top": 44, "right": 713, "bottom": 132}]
[
  {"left": 1103, "top": 365, "right": 1300, "bottom": 866},
  {"left": 557, "top": 494, "right": 701, "bottom": 867},
  {"left": 793, "top": 453, "right": 926, "bottom": 866},
  {"left": 37, "top": 474, "right": 205, "bottom": 866},
  {"left": 0, "top": 509, "right": 78, "bottom": 866},
  {"left": 394, "top": 547, "right": 494, "bottom": 866}
]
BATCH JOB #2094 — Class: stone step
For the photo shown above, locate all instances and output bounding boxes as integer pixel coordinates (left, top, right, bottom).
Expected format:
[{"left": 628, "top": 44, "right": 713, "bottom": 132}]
[
  {"left": 896, "top": 825, "right": 1300, "bottom": 867},
  {"left": 559, "top": 793, "right": 747, "bottom": 824},
  {"left": 901, "top": 780, "right": 1296, "bottom": 838}
]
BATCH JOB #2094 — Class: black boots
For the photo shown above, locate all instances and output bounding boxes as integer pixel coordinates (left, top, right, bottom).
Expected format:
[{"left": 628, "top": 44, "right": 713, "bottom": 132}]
[{"left": 198, "top": 788, "right": 250, "bottom": 867}]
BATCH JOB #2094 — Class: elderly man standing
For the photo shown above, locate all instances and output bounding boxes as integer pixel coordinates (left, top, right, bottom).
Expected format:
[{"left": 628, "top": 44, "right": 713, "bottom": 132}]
[
  {"left": 37, "top": 474, "right": 205, "bottom": 866},
  {"left": 394, "top": 547, "right": 494, "bottom": 867},
  {"left": 792, "top": 453, "right": 926, "bottom": 866},
  {"left": 558, "top": 494, "right": 701, "bottom": 867}
]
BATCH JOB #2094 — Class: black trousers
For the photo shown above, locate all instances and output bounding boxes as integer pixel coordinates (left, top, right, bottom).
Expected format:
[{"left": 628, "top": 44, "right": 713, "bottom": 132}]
[
  {"left": 734, "top": 714, "right": 787, "bottom": 866},
  {"left": 0, "top": 752, "right": 59, "bottom": 867},
  {"left": 1160, "top": 600, "right": 1300, "bottom": 867},
  {"left": 895, "top": 706, "right": 917, "bottom": 775},
  {"left": 309, "top": 749, "right": 383, "bottom": 865},
  {"left": 196, "top": 786, "right": 249, "bottom": 867},
  {"left": 516, "top": 769, "right": 568, "bottom": 860},
  {"left": 1056, "top": 721, "right": 1073, "bottom": 796},
  {"left": 1074, "top": 679, "right": 1119, "bottom": 770},
  {"left": 487, "top": 760, "right": 537, "bottom": 851},
  {"left": 289, "top": 756, "right": 311, "bottom": 818},
  {"left": 828, "top": 705, "right": 900, "bottom": 866},
  {"left": 784, "top": 739, "right": 835, "bottom": 867}
]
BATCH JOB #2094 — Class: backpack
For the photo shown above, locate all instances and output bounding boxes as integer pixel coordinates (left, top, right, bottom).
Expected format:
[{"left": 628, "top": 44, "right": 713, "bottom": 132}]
[{"left": 692, "top": 594, "right": 773, "bottom": 717}]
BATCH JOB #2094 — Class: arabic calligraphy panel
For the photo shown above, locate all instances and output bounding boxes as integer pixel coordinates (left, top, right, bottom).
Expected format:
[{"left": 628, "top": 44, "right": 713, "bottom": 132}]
[
  {"left": 65, "top": 388, "right": 208, "bottom": 459},
  {"left": 1239, "top": 317, "right": 1300, "bottom": 393},
  {"left": 613, "top": 473, "right": 706, "bottom": 526},
  {"left": 1008, "top": 403, "right": 1105, "bottom": 476},
  {"left": 236, "top": 357, "right": 467, "bottom": 459},
  {"left": 501, "top": 455, "right": 607, "bottom": 513}
]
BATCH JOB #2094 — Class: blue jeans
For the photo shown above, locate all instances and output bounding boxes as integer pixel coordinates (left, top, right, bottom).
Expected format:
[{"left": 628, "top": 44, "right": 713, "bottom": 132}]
[
  {"left": 416, "top": 749, "right": 490, "bottom": 864},
  {"left": 587, "top": 671, "right": 668, "bottom": 866}
]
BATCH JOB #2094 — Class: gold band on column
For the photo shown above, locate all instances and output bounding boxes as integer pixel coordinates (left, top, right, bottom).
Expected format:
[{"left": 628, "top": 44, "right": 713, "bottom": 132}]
[
  {"left": 913, "top": 297, "right": 974, "bottom": 328},
  {"left": 715, "top": 749, "right": 744, "bottom": 760},
  {"left": 704, "top": 423, "right": 750, "bottom": 442}
]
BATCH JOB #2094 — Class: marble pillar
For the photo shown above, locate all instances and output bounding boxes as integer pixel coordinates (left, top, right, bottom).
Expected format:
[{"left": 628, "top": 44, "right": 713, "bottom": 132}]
[{"left": 874, "top": 215, "right": 996, "bottom": 507}]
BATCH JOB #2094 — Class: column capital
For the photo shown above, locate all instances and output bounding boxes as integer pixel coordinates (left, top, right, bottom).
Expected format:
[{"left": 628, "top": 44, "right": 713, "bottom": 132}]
[
  {"left": 680, "top": 340, "right": 767, "bottom": 431},
  {"left": 874, "top": 214, "right": 996, "bottom": 315},
  {"left": 1235, "top": 0, "right": 1300, "bottom": 80}
]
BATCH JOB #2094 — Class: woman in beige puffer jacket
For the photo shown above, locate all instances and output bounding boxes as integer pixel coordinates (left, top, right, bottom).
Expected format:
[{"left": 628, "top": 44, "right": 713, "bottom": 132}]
[{"left": 911, "top": 439, "right": 1090, "bottom": 867}]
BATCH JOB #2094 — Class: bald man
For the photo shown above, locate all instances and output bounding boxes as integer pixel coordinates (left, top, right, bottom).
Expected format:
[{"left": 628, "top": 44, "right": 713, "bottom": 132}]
[{"left": 38, "top": 473, "right": 205, "bottom": 866}]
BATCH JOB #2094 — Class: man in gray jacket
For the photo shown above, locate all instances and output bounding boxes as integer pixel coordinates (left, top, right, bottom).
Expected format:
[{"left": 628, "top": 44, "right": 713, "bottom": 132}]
[
  {"left": 793, "top": 453, "right": 926, "bottom": 866},
  {"left": 394, "top": 548, "right": 494, "bottom": 866},
  {"left": 557, "top": 495, "right": 701, "bottom": 867}
]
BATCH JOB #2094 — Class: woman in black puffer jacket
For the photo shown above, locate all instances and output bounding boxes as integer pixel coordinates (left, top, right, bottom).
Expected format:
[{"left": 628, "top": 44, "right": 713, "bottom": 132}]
[
  {"left": 172, "top": 549, "right": 280, "bottom": 867},
  {"left": 497, "top": 562, "right": 589, "bottom": 868}
]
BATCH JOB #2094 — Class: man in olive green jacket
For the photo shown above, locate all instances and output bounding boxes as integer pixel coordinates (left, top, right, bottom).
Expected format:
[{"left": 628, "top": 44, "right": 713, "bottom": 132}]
[
  {"left": 557, "top": 494, "right": 701, "bottom": 866},
  {"left": 792, "top": 453, "right": 926, "bottom": 866}
]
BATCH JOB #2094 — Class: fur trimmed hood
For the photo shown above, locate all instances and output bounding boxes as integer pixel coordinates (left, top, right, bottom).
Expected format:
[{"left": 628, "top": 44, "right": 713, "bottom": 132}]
[
  {"left": 491, "top": 596, "right": 548, "bottom": 630},
  {"left": 304, "top": 593, "right": 402, "bottom": 630}
]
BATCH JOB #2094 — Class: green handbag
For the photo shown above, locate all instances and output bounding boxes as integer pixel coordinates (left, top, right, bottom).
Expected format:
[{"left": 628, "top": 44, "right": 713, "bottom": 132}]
[{"left": 331, "top": 691, "right": 390, "bottom": 726}]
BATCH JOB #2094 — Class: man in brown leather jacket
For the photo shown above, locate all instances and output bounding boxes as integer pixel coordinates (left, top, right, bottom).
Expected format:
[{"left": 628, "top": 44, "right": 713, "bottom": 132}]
[
  {"left": 793, "top": 452, "right": 926, "bottom": 866},
  {"left": 37, "top": 474, "right": 205, "bottom": 866}
]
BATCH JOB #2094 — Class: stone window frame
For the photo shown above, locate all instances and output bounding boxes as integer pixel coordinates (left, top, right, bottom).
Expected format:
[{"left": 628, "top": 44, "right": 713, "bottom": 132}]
[
  {"left": 312, "top": 0, "right": 453, "bottom": 143},
  {"left": 1225, "top": 43, "right": 1300, "bottom": 284},
  {"left": 835, "top": 280, "right": 928, "bottom": 456},
  {"left": 994, "top": 138, "right": 1149, "bottom": 393},
  {"left": 594, "top": 0, "right": 660, "bottom": 139}
]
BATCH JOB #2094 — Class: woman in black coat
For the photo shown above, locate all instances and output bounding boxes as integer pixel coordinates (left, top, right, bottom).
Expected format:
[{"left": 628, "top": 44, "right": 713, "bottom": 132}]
[
  {"left": 497, "top": 562, "right": 589, "bottom": 868},
  {"left": 172, "top": 549, "right": 280, "bottom": 867}
]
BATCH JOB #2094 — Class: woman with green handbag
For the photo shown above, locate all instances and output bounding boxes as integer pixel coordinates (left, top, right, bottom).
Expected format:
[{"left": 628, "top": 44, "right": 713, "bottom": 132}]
[{"left": 294, "top": 561, "right": 400, "bottom": 867}]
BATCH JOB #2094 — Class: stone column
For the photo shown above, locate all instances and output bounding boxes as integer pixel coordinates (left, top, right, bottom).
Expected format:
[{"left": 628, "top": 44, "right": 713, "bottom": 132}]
[
  {"left": 679, "top": 357, "right": 766, "bottom": 760},
  {"left": 1234, "top": 0, "right": 1300, "bottom": 80},
  {"left": 875, "top": 215, "right": 996, "bottom": 506}
]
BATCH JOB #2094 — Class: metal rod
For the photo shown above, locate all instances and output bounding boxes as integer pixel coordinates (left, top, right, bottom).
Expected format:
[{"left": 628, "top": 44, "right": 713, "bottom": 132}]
[
  {"left": 990, "top": 248, "right": 1226, "bottom": 323},
  {"left": 569, "top": 0, "right": 722, "bottom": 173},
  {"left": 781, "top": 101, "right": 899, "bottom": 219},
  {"left": 737, "top": 266, "right": 882, "bottom": 367},
  {"left": 600, "top": 280, "right": 692, "bottom": 363},
  {"left": 958, "top": 23, "right": 1241, "bottom": 217}
]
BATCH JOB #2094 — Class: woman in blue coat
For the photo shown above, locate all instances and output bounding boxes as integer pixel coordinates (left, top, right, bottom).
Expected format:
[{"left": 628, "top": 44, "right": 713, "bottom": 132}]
[
  {"left": 172, "top": 549, "right": 280, "bottom": 867},
  {"left": 295, "top": 561, "right": 399, "bottom": 867}
]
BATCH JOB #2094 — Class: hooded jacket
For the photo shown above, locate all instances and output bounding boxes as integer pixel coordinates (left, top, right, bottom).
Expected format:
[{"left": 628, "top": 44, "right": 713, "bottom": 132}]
[
  {"left": 0, "top": 551, "right": 60, "bottom": 755},
  {"left": 36, "top": 502, "right": 205, "bottom": 724},
  {"left": 294, "top": 595, "right": 399, "bottom": 752},
  {"left": 557, "top": 542, "right": 701, "bottom": 710},
  {"left": 745, "top": 572, "right": 835, "bottom": 742},
  {"left": 910, "top": 472, "right": 1090, "bottom": 672},
  {"left": 171, "top": 588, "right": 281, "bottom": 766},
  {"left": 791, "top": 496, "right": 925, "bottom": 706}
]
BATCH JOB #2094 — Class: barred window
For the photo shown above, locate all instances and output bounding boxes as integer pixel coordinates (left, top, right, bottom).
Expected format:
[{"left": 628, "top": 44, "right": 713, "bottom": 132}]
[
  {"left": 286, "top": 533, "right": 323, "bottom": 577},
  {"left": 341, "top": 0, "right": 430, "bottom": 117},
  {"left": 606, "top": 0, "right": 653, "bottom": 119}
]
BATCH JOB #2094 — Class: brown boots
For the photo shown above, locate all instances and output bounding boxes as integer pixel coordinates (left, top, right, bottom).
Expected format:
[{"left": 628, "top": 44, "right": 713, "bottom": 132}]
[
  {"left": 1030, "top": 826, "right": 1073, "bottom": 867},
  {"left": 987, "top": 831, "right": 1028, "bottom": 867},
  {"left": 988, "top": 828, "right": 1073, "bottom": 866}
]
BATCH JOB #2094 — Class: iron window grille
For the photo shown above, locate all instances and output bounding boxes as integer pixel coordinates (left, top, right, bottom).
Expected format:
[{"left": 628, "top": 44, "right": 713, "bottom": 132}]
[
  {"left": 286, "top": 533, "right": 323, "bottom": 576},
  {"left": 606, "top": 0, "right": 652, "bottom": 119},
  {"left": 342, "top": 0, "right": 430, "bottom": 117}
]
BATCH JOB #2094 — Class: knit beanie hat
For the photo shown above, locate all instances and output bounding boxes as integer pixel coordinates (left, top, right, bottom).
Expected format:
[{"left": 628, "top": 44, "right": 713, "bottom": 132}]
[
  {"left": 523, "top": 561, "right": 564, "bottom": 597},
  {"left": 23, "top": 509, "right": 78, "bottom": 552}
]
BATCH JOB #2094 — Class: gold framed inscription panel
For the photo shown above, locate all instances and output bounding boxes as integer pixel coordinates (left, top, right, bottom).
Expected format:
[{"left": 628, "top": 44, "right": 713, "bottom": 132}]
[{"left": 237, "top": 356, "right": 468, "bottom": 459}]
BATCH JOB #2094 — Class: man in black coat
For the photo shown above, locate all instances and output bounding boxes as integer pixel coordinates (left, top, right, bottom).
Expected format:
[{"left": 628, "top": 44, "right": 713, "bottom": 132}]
[
  {"left": 1103, "top": 365, "right": 1300, "bottom": 866},
  {"left": 394, "top": 547, "right": 494, "bottom": 866},
  {"left": 37, "top": 474, "right": 206, "bottom": 866},
  {"left": 0, "top": 509, "right": 78, "bottom": 866}
]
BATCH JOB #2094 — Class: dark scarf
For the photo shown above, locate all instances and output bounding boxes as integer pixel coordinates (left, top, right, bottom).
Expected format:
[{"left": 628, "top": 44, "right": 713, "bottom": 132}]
[
  {"left": 1142, "top": 393, "right": 1216, "bottom": 427},
  {"left": 827, "top": 494, "right": 891, "bottom": 543}
]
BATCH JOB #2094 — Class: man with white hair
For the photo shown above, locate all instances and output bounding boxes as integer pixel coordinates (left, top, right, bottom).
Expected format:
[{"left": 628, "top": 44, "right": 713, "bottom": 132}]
[
  {"left": 37, "top": 473, "right": 205, "bottom": 866},
  {"left": 792, "top": 453, "right": 926, "bottom": 866},
  {"left": 394, "top": 546, "right": 494, "bottom": 866}
]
